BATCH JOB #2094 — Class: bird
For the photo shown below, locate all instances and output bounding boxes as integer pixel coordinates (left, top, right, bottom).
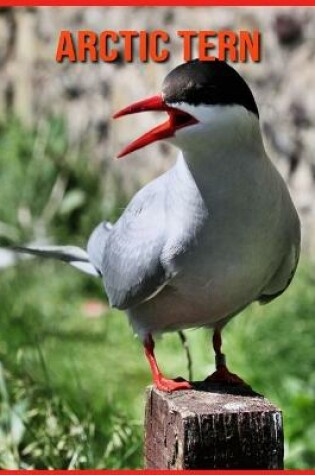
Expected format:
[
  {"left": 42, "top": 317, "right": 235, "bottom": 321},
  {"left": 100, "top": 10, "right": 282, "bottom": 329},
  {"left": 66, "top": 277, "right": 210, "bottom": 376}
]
[{"left": 14, "top": 59, "right": 300, "bottom": 392}]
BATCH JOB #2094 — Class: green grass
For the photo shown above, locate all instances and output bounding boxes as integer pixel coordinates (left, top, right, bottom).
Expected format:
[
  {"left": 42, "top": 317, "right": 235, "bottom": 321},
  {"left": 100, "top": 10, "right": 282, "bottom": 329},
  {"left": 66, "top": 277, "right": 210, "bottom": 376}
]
[
  {"left": 0, "top": 259, "right": 315, "bottom": 468},
  {"left": 0, "top": 262, "right": 143, "bottom": 468}
]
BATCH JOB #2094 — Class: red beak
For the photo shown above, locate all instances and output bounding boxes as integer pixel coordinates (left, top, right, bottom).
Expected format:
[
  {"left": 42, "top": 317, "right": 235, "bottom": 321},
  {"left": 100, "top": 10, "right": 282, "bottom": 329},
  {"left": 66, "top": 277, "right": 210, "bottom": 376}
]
[{"left": 113, "top": 94, "right": 198, "bottom": 158}]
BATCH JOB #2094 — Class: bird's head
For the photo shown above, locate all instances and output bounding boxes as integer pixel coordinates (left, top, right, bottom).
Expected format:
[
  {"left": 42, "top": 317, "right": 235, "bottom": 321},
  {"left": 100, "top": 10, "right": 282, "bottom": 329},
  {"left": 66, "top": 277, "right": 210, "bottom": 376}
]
[{"left": 114, "top": 59, "right": 259, "bottom": 158}]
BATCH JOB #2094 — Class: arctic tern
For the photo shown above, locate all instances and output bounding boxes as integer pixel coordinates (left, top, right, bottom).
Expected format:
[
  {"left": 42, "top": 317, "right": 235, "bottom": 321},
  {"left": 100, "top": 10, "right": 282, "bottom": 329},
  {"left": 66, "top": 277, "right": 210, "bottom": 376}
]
[{"left": 15, "top": 59, "right": 300, "bottom": 392}]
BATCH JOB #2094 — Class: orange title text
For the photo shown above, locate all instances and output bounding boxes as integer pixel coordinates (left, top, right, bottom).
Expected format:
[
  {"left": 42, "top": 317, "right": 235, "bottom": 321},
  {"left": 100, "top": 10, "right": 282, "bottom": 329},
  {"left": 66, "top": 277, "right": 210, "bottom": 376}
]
[{"left": 56, "top": 30, "right": 261, "bottom": 63}]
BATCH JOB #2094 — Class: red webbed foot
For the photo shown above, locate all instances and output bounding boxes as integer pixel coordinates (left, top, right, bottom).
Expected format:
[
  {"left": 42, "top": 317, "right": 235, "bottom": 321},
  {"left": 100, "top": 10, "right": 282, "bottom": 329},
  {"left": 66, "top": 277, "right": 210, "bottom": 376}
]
[
  {"left": 206, "top": 365, "right": 246, "bottom": 385},
  {"left": 206, "top": 328, "right": 248, "bottom": 386},
  {"left": 144, "top": 334, "right": 192, "bottom": 393},
  {"left": 155, "top": 376, "right": 192, "bottom": 392}
]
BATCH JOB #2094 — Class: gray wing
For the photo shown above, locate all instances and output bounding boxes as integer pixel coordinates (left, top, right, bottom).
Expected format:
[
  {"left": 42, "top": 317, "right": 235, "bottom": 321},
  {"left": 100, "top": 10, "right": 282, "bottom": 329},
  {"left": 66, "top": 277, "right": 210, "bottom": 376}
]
[
  {"left": 102, "top": 176, "right": 170, "bottom": 310},
  {"left": 258, "top": 246, "right": 300, "bottom": 304},
  {"left": 258, "top": 218, "right": 301, "bottom": 304}
]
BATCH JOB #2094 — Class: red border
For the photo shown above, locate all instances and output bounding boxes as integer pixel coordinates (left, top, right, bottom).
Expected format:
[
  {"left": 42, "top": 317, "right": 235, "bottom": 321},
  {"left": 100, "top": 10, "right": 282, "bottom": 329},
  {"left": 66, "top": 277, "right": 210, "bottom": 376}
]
[
  {"left": 2, "top": 471, "right": 315, "bottom": 474},
  {"left": 2, "top": 1, "right": 315, "bottom": 5},
  {"left": 1, "top": 1, "right": 314, "bottom": 472},
  {"left": 1, "top": 470, "right": 315, "bottom": 474}
]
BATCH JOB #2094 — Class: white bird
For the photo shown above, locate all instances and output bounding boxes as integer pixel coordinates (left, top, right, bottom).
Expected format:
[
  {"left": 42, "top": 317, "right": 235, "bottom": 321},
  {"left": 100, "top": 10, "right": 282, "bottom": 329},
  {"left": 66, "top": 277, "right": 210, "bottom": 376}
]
[{"left": 15, "top": 59, "right": 300, "bottom": 392}]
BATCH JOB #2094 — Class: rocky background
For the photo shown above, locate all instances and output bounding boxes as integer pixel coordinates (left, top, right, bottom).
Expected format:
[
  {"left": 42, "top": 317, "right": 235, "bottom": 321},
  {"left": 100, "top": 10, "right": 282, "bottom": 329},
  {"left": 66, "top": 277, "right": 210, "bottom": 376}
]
[{"left": 0, "top": 6, "right": 315, "bottom": 256}]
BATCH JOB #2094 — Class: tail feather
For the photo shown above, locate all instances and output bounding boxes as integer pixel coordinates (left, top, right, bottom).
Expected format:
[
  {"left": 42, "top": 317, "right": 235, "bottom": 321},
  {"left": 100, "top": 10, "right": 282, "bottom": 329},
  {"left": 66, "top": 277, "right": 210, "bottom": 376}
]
[{"left": 13, "top": 244, "right": 100, "bottom": 277}]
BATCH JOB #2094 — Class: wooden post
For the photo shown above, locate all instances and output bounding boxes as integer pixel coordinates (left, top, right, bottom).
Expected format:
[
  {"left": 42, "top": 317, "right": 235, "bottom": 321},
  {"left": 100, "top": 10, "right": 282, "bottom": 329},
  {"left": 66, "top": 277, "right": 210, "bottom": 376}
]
[{"left": 144, "top": 383, "right": 284, "bottom": 469}]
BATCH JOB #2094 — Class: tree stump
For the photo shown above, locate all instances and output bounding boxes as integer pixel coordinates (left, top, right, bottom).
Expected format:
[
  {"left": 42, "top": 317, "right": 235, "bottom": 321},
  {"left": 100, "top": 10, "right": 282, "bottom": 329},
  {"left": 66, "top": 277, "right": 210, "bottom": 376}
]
[{"left": 144, "top": 383, "right": 284, "bottom": 469}]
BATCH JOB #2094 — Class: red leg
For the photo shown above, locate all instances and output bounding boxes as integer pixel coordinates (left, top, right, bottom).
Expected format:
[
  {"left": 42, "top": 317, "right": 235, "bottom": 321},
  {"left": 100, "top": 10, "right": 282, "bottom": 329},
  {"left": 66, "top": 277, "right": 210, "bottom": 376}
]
[
  {"left": 144, "top": 334, "right": 192, "bottom": 392},
  {"left": 206, "top": 329, "right": 245, "bottom": 385}
]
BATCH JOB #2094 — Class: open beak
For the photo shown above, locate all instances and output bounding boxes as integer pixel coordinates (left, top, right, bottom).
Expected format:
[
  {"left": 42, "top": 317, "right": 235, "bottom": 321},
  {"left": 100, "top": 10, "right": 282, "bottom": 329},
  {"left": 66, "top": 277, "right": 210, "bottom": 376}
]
[{"left": 113, "top": 94, "right": 198, "bottom": 158}]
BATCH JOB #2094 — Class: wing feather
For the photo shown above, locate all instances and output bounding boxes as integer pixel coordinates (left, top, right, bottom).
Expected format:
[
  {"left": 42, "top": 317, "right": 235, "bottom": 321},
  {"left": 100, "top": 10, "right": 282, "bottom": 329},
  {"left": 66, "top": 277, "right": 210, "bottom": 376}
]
[{"left": 102, "top": 177, "right": 169, "bottom": 309}]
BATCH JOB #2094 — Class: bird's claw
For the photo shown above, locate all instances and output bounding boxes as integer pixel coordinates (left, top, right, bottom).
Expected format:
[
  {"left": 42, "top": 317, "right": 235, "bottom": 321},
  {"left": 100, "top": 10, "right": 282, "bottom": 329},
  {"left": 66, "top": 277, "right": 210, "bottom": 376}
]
[
  {"left": 206, "top": 365, "right": 246, "bottom": 385},
  {"left": 154, "top": 376, "right": 192, "bottom": 392}
]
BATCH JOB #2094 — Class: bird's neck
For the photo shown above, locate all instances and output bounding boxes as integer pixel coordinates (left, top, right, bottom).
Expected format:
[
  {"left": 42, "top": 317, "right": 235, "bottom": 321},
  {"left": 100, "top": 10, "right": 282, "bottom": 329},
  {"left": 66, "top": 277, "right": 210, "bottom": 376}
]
[{"left": 178, "top": 116, "right": 266, "bottom": 195}]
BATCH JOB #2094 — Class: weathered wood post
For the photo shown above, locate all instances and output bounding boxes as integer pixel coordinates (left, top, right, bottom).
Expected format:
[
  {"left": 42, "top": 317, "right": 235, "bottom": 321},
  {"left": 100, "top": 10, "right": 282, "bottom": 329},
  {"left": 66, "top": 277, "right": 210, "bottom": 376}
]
[{"left": 144, "top": 382, "right": 284, "bottom": 469}]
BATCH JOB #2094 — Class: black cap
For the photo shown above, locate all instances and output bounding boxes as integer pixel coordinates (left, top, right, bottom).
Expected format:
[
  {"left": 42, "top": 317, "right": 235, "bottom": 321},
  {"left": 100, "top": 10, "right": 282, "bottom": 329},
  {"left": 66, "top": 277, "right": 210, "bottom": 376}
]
[{"left": 162, "top": 59, "right": 259, "bottom": 118}]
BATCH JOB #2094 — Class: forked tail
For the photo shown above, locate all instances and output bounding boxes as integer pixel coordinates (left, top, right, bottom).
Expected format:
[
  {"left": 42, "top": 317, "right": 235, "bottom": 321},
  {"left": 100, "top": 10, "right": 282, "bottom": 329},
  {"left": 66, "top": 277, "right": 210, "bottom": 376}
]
[{"left": 13, "top": 244, "right": 100, "bottom": 277}]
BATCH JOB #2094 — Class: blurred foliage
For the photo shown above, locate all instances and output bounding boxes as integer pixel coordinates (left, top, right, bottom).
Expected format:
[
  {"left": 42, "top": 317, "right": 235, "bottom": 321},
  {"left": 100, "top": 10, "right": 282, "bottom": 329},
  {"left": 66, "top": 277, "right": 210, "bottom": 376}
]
[
  {"left": 0, "top": 362, "right": 141, "bottom": 469},
  {"left": 0, "top": 117, "right": 315, "bottom": 468},
  {"left": 0, "top": 116, "right": 126, "bottom": 246}
]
